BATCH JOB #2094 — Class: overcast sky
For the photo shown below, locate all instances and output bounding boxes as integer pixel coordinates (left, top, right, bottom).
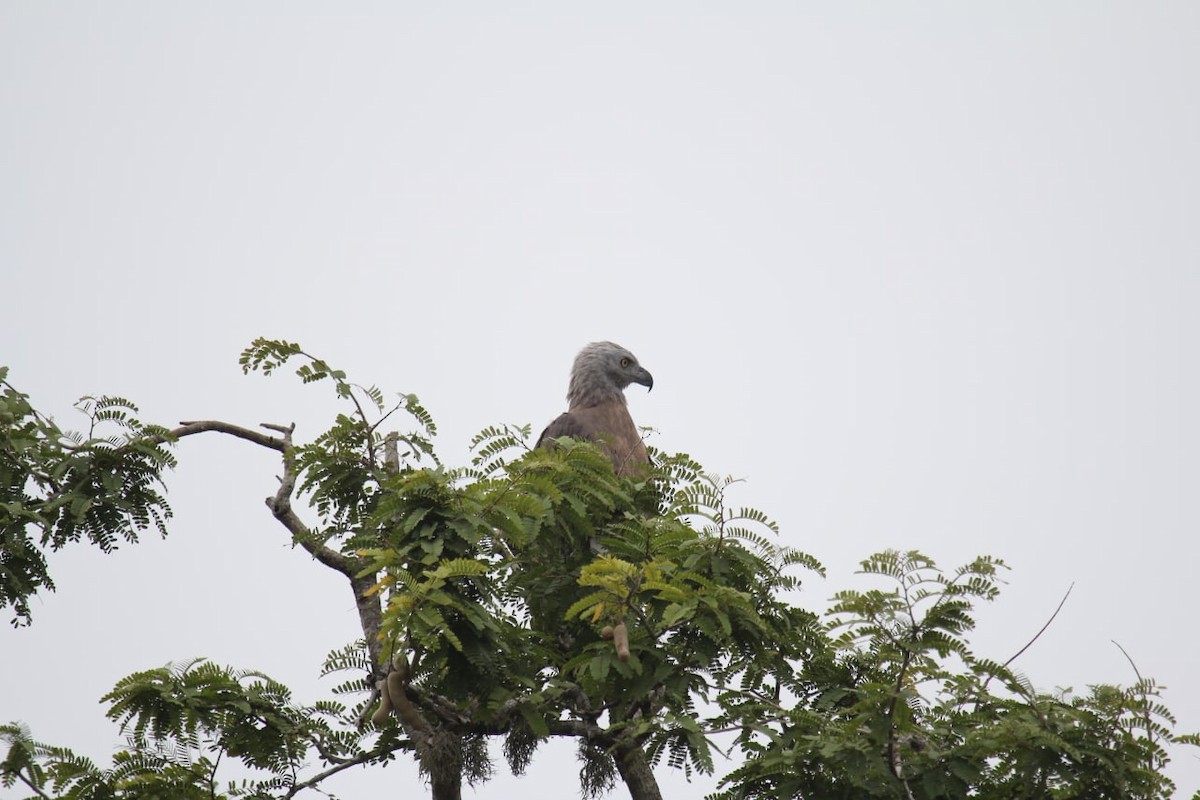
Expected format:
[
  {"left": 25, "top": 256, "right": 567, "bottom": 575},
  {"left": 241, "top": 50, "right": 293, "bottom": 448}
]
[{"left": 2, "top": 3, "right": 1198, "bottom": 798}]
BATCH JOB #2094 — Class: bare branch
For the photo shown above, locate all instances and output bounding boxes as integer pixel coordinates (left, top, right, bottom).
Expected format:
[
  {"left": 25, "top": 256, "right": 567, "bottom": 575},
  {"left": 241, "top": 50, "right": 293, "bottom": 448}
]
[
  {"left": 169, "top": 417, "right": 361, "bottom": 583},
  {"left": 171, "top": 418, "right": 382, "bottom": 675},
  {"left": 261, "top": 426, "right": 357, "bottom": 579},
  {"left": 976, "top": 582, "right": 1076, "bottom": 705},
  {"left": 547, "top": 717, "right": 611, "bottom": 742},
  {"left": 1112, "top": 639, "right": 1157, "bottom": 775},
  {"left": 384, "top": 431, "right": 400, "bottom": 474},
  {"left": 172, "top": 420, "right": 288, "bottom": 452},
  {"left": 1111, "top": 639, "right": 1145, "bottom": 684},
  {"left": 1003, "top": 582, "right": 1075, "bottom": 671}
]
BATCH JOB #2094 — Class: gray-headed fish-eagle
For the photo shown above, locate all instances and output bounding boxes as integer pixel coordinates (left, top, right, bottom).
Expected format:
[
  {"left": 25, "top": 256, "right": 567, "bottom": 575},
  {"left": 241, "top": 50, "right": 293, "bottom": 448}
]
[{"left": 535, "top": 341, "right": 653, "bottom": 477}]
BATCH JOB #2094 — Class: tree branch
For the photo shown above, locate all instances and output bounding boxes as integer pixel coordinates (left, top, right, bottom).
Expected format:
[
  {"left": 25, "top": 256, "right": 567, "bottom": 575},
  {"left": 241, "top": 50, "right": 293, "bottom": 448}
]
[
  {"left": 406, "top": 684, "right": 611, "bottom": 744},
  {"left": 1111, "top": 639, "right": 1145, "bottom": 684},
  {"left": 170, "top": 417, "right": 384, "bottom": 669},
  {"left": 172, "top": 420, "right": 288, "bottom": 452},
  {"left": 1112, "top": 638, "right": 1157, "bottom": 771},
  {"left": 262, "top": 429, "right": 358, "bottom": 579},
  {"left": 16, "top": 771, "right": 53, "bottom": 800},
  {"left": 284, "top": 741, "right": 408, "bottom": 799},
  {"left": 169, "top": 418, "right": 359, "bottom": 577},
  {"left": 258, "top": 426, "right": 388, "bottom": 676},
  {"left": 978, "top": 582, "right": 1075, "bottom": 701},
  {"left": 885, "top": 648, "right": 913, "bottom": 781},
  {"left": 1003, "top": 582, "right": 1074, "bottom": 671}
]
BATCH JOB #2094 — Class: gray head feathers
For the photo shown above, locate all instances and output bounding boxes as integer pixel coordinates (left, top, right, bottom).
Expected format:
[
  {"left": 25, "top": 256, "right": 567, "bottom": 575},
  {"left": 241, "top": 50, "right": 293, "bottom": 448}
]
[{"left": 566, "top": 341, "right": 654, "bottom": 409}]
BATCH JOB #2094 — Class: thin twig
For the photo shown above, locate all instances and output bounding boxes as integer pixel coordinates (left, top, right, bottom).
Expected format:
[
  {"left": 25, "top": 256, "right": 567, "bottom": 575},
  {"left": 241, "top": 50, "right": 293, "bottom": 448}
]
[
  {"left": 979, "top": 582, "right": 1074, "bottom": 699},
  {"left": 208, "top": 749, "right": 221, "bottom": 800},
  {"left": 283, "top": 742, "right": 407, "bottom": 799},
  {"left": 1112, "top": 638, "right": 1157, "bottom": 774},
  {"left": 16, "top": 772, "right": 53, "bottom": 800},
  {"left": 1111, "top": 639, "right": 1145, "bottom": 684},
  {"left": 1003, "top": 583, "right": 1074, "bottom": 670}
]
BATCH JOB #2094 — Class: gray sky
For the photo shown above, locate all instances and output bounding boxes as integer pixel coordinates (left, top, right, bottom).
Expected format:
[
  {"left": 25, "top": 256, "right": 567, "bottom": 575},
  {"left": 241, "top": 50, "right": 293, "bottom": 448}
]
[{"left": 2, "top": 3, "right": 1198, "bottom": 797}]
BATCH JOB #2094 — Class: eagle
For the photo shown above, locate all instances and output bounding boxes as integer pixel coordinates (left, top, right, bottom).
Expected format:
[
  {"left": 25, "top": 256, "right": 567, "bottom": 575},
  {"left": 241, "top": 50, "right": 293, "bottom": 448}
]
[{"left": 535, "top": 341, "right": 654, "bottom": 477}]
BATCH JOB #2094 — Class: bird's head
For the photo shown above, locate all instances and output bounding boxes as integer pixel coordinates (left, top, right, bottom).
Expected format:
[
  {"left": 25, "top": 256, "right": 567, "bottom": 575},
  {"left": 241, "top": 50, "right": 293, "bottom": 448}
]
[{"left": 567, "top": 341, "right": 653, "bottom": 407}]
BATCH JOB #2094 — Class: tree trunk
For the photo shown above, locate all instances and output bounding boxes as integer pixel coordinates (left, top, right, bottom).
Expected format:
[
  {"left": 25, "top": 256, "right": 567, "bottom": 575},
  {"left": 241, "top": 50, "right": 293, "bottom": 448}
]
[
  {"left": 613, "top": 741, "right": 663, "bottom": 800},
  {"left": 423, "top": 728, "right": 463, "bottom": 800}
]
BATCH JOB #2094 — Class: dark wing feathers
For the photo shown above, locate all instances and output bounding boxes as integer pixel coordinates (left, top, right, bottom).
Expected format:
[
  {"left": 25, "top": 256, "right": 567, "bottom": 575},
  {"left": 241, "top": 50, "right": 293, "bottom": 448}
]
[
  {"left": 535, "top": 412, "right": 590, "bottom": 449},
  {"left": 536, "top": 404, "right": 649, "bottom": 477}
]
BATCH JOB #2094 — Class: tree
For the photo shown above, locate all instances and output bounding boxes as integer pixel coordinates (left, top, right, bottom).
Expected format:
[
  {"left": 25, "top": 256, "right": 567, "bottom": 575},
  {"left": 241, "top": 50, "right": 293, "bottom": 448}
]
[
  {"left": 712, "top": 551, "right": 1200, "bottom": 799},
  {"left": 2, "top": 342, "right": 1196, "bottom": 800}
]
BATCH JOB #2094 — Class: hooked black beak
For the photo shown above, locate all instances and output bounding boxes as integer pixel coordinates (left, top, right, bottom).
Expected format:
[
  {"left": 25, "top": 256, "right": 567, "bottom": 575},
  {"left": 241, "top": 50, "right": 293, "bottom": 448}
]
[{"left": 635, "top": 368, "right": 654, "bottom": 392}]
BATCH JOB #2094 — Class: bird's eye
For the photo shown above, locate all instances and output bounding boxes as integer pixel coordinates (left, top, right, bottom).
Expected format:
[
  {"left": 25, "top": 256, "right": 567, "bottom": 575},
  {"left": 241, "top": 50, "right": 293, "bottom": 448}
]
[{"left": 620, "top": 357, "right": 631, "bottom": 368}]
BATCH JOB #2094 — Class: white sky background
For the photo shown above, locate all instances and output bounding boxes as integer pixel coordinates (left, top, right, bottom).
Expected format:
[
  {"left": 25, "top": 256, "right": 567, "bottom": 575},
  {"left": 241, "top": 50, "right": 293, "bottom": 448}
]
[{"left": 2, "top": 3, "right": 1198, "bottom": 798}]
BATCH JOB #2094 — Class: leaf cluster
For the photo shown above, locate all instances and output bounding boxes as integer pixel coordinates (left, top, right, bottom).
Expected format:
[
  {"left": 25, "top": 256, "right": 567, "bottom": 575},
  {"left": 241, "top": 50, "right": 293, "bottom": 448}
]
[
  {"left": 1, "top": 657, "right": 375, "bottom": 799},
  {"left": 713, "top": 550, "right": 1199, "bottom": 800},
  {"left": 0, "top": 369, "right": 175, "bottom": 625},
  {"left": 358, "top": 427, "right": 827, "bottom": 786}
]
